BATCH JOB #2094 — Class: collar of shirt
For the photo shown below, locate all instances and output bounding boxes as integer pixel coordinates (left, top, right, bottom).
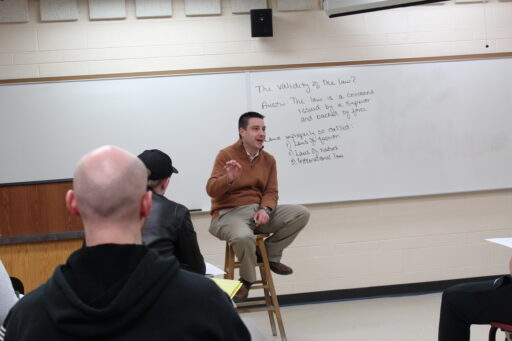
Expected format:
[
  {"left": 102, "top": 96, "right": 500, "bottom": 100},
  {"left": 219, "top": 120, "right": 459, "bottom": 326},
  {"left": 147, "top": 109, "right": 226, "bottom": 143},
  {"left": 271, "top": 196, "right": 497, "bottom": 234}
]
[
  {"left": 237, "top": 139, "right": 261, "bottom": 162},
  {"left": 246, "top": 149, "right": 259, "bottom": 163}
]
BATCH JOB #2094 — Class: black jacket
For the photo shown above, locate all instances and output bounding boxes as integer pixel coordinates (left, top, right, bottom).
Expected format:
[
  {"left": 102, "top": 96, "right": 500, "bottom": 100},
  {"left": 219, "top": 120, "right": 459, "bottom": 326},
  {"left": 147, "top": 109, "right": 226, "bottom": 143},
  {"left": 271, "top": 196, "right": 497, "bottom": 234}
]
[
  {"left": 1, "top": 244, "right": 250, "bottom": 341},
  {"left": 143, "top": 191, "right": 206, "bottom": 275}
]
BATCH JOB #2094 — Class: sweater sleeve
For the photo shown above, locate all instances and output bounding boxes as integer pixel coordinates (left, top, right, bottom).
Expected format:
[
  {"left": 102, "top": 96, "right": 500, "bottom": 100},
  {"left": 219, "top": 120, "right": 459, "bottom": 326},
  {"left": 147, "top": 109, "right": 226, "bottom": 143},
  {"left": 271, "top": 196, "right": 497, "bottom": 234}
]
[
  {"left": 206, "top": 151, "right": 233, "bottom": 199},
  {"left": 260, "top": 156, "right": 278, "bottom": 211}
]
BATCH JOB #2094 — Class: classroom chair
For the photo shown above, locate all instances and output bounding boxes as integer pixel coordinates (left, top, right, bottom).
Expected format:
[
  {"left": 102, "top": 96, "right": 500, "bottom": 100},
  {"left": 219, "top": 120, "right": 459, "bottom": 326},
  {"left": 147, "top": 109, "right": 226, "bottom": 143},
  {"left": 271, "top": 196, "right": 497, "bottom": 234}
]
[
  {"left": 489, "top": 322, "right": 512, "bottom": 341},
  {"left": 224, "top": 234, "right": 287, "bottom": 341}
]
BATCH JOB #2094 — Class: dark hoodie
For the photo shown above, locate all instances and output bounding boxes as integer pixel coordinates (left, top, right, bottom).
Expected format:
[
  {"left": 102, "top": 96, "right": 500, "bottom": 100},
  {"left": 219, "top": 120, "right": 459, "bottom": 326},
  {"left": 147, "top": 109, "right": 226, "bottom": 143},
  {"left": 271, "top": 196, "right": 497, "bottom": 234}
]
[{"left": 1, "top": 244, "right": 250, "bottom": 341}]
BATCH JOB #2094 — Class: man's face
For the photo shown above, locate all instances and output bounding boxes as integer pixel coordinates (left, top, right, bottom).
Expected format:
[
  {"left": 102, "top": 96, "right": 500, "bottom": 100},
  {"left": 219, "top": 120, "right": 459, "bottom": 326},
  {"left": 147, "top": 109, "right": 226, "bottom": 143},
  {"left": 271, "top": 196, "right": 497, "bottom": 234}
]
[{"left": 240, "top": 117, "right": 266, "bottom": 152}]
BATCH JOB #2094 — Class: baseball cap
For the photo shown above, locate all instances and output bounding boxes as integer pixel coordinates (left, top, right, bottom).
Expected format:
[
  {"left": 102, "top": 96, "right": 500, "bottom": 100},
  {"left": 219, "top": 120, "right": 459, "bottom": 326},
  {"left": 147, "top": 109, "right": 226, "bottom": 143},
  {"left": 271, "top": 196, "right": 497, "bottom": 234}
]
[{"left": 137, "top": 149, "right": 179, "bottom": 180}]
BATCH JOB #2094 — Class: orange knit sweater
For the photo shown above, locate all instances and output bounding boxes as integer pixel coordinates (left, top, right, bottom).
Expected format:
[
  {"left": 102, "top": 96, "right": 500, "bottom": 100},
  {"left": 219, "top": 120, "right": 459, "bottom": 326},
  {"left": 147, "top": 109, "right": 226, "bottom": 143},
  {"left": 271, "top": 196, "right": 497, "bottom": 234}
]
[{"left": 206, "top": 140, "right": 278, "bottom": 218}]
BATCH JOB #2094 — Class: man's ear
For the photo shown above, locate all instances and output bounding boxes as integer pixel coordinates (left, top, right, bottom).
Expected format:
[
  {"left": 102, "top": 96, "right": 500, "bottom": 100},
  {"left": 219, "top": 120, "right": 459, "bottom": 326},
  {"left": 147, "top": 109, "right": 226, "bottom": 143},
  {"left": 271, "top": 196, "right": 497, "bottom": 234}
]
[
  {"left": 162, "top": 177, "right": 171, "bottom": 191},
  {"left": 65, "top": 190, "right": 80, "bottom": 216},
  {"left": 140, "top": 191, "right": 152, "bottom": 218}
]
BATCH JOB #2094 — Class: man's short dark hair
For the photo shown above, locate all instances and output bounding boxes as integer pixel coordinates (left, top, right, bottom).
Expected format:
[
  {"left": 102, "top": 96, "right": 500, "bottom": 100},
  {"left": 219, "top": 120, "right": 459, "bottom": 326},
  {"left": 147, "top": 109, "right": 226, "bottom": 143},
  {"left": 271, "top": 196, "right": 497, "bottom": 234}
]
[{"left": 238, "top": 111, "right": 265, "bottom": 131}]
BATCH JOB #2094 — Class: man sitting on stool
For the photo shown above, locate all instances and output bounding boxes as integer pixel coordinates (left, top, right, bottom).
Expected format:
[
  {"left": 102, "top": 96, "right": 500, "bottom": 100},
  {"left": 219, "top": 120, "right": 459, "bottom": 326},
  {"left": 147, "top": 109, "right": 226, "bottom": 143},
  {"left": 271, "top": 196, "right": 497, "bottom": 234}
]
[{"left": 206, "top": 111, "right": 310, "bottom": 301}]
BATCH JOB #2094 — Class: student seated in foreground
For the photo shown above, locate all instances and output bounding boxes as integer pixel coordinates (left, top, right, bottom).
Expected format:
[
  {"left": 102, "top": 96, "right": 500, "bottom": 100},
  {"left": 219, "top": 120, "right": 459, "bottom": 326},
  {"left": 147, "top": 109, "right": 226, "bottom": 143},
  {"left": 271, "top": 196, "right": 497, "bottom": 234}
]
[
  {"left": 0, "top": 146, "right": 250, "bottom": 341},
  {"left": 438, "top": 255, "right": 512, "bottom": 341}
]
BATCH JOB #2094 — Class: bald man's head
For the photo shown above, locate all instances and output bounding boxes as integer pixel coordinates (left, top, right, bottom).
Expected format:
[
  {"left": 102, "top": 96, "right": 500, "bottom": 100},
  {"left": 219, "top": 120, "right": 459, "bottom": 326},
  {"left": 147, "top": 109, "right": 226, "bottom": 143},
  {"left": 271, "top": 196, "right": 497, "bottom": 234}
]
[{"left": 72, "top": 146, "right": 148, "bottom": 223}]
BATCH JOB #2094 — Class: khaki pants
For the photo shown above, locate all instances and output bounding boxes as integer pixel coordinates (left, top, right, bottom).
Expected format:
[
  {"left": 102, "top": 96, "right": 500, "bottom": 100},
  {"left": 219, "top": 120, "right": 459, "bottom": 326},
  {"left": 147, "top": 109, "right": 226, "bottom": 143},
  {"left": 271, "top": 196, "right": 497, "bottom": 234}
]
[{"left": 209, "top": 204, "right": 309, "bottom": 283}]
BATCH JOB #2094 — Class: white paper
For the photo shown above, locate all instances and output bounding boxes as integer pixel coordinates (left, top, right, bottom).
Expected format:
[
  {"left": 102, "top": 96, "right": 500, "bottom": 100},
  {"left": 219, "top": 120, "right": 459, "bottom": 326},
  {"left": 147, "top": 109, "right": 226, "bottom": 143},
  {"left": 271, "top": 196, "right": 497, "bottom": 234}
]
[
  {"left": 486, "top": 238, "right": 512, "bottom": 248},
  {"left": 205, "top": 262, "right": 225, "bottom": 276}
]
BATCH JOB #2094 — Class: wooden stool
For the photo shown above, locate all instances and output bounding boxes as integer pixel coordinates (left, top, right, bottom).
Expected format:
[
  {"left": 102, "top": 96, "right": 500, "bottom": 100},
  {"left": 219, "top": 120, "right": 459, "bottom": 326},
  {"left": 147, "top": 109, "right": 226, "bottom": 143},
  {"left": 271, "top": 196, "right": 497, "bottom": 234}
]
[
  {"left": 224, "top": 234, "right": 287, "bottom": 341},
  {"left": 490, "top": 322, "right": 512, "bottom": 341}
]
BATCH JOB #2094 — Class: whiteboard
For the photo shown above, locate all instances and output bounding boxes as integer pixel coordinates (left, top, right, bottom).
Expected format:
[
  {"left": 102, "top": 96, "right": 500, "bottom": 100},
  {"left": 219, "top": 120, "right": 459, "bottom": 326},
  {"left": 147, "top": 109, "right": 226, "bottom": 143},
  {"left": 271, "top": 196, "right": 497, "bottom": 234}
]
[
  {"left": 1, "top": 57, "right": 512, "bottom": 210},
  {"left": 0, "top": 73, "right": 248, "bottom": 210},
  {"left": 252, "top": 58, "right": 512, "bottom": 205}
]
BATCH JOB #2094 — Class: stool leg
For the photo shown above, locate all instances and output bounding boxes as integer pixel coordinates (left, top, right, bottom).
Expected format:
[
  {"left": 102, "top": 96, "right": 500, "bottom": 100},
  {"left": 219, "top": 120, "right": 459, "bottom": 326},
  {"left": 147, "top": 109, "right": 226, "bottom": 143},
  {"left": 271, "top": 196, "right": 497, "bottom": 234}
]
[
  {"left": 257, "top": 239, "right": 277, "bottom": 336},
  {"left": 224, "top": 242, "right": 235, "bottom": 280},
  {"left": 258, "top": 238, "right": 287, "bottom": 341}
]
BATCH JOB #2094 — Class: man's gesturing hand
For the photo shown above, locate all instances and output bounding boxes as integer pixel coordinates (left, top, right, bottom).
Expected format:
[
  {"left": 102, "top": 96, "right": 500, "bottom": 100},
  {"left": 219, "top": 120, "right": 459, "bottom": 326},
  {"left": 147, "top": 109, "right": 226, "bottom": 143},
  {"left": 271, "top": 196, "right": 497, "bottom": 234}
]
[{"left": 224, "top": 160, "right": 242, "bottom": 184}]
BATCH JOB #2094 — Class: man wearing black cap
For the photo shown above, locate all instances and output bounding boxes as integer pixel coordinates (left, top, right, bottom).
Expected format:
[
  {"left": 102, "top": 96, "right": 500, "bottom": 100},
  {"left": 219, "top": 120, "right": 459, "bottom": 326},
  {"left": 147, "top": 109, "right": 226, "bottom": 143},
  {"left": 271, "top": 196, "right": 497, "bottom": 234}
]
[{"left": 138, "top": 149, "right": 206, "bottom": 275}]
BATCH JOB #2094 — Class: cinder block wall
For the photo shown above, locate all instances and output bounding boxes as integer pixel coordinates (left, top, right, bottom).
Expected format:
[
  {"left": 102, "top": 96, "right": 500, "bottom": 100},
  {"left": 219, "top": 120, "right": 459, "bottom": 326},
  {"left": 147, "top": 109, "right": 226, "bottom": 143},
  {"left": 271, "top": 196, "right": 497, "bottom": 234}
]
[{"left": 1, "top": 0, "right": 511, "bottom": 295}]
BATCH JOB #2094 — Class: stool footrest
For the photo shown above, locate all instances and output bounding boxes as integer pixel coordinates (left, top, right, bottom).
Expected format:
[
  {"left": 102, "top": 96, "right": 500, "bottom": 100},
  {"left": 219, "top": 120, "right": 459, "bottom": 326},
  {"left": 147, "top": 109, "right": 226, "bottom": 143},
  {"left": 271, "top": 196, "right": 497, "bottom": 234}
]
[
  {"left": 237, "top": 306, "right": 275, "bottom": 314},
  {"left": 232, "top": 262, "right": 267, "bottom": 268},
  {"left": 236, "top": 300, "right": 268, "bottom": 307},
  {"left": 251, "top": 284, "right": 268, "bottom": 290}
]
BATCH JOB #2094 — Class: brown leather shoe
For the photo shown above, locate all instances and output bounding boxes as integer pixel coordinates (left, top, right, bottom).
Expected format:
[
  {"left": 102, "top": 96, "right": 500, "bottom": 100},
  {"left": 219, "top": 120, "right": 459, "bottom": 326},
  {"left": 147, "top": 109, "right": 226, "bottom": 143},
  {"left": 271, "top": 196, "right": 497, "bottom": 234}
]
[
  {"left": 269, "top": 261, "right": 293, "bottom": 275},
  {"left": 233, "top": 279, "right": 251, "bottom": 302}
]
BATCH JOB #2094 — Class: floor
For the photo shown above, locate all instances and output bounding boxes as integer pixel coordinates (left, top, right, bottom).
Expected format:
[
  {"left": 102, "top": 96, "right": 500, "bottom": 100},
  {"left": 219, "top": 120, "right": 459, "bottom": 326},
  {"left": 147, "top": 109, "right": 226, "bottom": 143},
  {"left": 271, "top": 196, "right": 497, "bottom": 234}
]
[{"left": 242, "top": 292, "right": 494, "bottom": 341}]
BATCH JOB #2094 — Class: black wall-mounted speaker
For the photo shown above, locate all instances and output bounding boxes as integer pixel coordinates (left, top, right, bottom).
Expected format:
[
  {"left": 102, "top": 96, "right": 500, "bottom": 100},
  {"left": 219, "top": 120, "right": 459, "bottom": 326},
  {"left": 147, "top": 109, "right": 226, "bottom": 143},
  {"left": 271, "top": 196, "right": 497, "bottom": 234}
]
[{"left": 250, "top": 9, "right": 273, "bottom": 37}]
